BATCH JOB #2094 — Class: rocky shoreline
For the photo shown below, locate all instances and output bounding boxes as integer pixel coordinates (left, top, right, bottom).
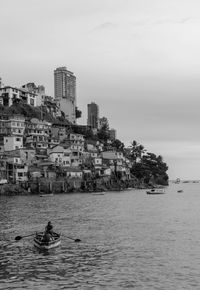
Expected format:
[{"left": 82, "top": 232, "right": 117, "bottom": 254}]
[{"left": 0, "top": 177, "right": 155, "bottom": 196}]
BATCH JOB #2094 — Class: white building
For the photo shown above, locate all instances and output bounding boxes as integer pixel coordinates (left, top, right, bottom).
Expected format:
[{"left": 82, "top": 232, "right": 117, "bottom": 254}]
[
  {"left": 48, "top": 145, "right": 71, "bottom": 167},
  {"left": 0, "top": 86, "right": 37, "bottom": 107},
  {"left": 0, "top": 115, "right": 25, "bottom": 137},
  {"left": 4, "top": 136, "right": 23, "bottom": 151}
]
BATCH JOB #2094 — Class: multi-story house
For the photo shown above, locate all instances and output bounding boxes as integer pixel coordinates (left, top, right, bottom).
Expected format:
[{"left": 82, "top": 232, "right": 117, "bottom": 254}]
[
  {"left": 64, "top": 133, "right": 84, "bottom": 167},
  {"left": 4, "top": 136, "right": 23, "bottom": 151},
  {"left": 48, "top": 145, "right": 71, "bottom": 167},
  {"left": 101, "top": 150, "right": 126, "bottom": 172},
  {"left": 0, "top": 114, "right": 25, "bottom": 137},
  {"left": 5, "top": 150, "right": 28, "bottom": 182},
  {"left": 25, "top": 118, "right": 51, "bottom": 149},
  {"left": 17, "top": 148, "right": 36, "bottom": 166},
  {"left": 86, "top": 139, "right": 104, "bottom": 152},
  {"left": 0, "top": 115, "right": 25, "bottom": 151},
  {"left": 50, "top": 126, "right": 70, "bottom": 143},
  {"left": 0, "top": 86, "right": 37, "bottom": 107},
  {"left": 48, "top": 135, "right": 60, "bottom": 149}
]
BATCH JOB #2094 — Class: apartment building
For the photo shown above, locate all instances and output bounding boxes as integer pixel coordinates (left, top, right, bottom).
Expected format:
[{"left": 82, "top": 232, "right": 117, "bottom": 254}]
[{"left": 54, "top": 67, "right": 76, "bottom": 124}]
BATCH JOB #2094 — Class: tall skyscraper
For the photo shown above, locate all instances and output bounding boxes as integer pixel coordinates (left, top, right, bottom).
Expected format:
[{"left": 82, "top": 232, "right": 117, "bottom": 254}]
[
  {"left": 54, "top": 67, "right": 76, "bottom": 124},
  {"left": 87, "top": 102, "right": 99, "bottom": 129}
]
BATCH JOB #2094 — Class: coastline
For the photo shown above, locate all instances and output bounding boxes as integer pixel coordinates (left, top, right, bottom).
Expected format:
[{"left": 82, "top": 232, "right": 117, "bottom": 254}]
[{"left": 0, "top": 177, "right": 167, "bottom": 196}]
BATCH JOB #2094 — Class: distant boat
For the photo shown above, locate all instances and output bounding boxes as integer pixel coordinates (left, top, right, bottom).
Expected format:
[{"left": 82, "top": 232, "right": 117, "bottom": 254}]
[
  {"left": 177, "top": 190, "right": 183, "bottom": 193},
  {"left": 175, "top": 178, "right": 180, "bottom": 184},
  {"left": 146, "top": 188, "right": 165, "bottom": 195},
  {"left": 40, "top": 193, "right": 54, "bottom": 197},
  {"left": 91, "top": 192, "right": 105, "bottom": 195}
]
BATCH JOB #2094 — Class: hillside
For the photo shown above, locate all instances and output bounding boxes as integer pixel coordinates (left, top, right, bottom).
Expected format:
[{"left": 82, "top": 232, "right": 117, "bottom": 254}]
[{"left": 0, "top": 103, "right": 71, "bottom": 125}]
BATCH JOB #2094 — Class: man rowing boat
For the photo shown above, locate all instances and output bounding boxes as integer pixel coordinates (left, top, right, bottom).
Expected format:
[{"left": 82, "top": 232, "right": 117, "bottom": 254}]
[
  {"left": 45, "top": 221, "right": 53, "bottom": 235},
  {"left": 42, "top": 221, "right": 54, "bottom": 242}
]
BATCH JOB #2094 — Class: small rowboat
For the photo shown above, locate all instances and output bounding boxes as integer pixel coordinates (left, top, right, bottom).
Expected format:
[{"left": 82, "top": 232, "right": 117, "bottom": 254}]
[{"left": 34, "top": 232, "right": 61, "bottom": 250}]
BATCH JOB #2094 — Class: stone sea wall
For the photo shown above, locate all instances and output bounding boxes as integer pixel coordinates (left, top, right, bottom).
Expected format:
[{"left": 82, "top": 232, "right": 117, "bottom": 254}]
[{"left": 0, "top": 176, "right": 143, "bottom": 196}]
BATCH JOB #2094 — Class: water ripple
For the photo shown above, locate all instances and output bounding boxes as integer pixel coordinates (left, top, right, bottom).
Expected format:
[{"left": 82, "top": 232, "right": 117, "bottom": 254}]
[{"left": 1, "top": 185, "right": 200, "bottom": 289}]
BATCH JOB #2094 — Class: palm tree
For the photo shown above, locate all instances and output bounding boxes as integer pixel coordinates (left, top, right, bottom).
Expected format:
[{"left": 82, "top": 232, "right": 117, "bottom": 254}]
[{"left": 129, "top": 140, "right": 145, "bottom": 162}]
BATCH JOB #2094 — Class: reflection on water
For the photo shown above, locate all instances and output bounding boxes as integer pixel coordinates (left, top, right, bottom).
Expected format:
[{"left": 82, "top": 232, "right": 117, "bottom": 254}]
[{"left": 1, "top": 183, "right": 200, "bottom": 289}]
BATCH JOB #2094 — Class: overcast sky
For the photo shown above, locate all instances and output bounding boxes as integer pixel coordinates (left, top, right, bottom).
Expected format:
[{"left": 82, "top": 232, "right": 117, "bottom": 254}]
[{"left": 1, "top": 0, "right": 200, "bottom": 179}]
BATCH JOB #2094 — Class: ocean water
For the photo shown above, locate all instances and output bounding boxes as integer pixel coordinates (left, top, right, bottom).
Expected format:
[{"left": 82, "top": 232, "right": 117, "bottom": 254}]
[{"left": 1, "top": 182, "right": 200, "bottom": 289}]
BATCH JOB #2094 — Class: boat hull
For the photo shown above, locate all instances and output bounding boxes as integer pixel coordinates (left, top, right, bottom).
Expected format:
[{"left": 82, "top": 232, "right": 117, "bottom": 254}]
[
  {"left": 34, "top": 232, "right": 61, "bottom": 250},
  {"left": 146, "top": 189, "right": 165, "bottom": 195}
]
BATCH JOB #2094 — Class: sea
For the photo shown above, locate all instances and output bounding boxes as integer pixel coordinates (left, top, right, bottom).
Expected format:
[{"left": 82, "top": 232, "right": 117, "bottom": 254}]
[{"left": 1, "top": 182, "right": 200, "bottom": 289}]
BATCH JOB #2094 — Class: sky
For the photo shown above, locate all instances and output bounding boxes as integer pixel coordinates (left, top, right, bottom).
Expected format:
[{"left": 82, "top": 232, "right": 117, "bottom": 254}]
[{"left": 1, "top": 0, "right": 200, "bottom": 180}]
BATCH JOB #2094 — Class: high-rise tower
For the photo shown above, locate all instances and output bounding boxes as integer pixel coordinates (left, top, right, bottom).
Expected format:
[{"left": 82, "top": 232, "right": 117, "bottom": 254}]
[
  {"left": 54, "top": 67, "right": 76, "bottom": 124},
  {"left": 87, "top": 102, "right": 99, "bottom": 129}
]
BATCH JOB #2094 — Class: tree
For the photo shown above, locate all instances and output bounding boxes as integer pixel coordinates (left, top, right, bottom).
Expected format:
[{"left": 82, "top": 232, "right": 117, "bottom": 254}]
[
  {"left": 97, "top": 117, "right": 110, "bottom": 142},
  {"left": 130, "top": 150, "right": 169, "bottom": 185},
  {"left": 129, "top": 140, "right": 145, "bottom": 162},
  {"left": 111, "top": 139, "right": 124, "bottom": 151},
  {"left": 99, "top": 117, "right": 109, "bottom": 130}
]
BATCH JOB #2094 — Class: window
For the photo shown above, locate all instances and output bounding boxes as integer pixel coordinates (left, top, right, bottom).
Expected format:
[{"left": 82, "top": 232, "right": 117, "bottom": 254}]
[
  {"left": 18, "top": 172, "right": 23, "bottom": 177},
  {"left": 30, "top": 99, "right": 34, "bottom": 106},
  {"left": 16, "top": 137, "right": 21, "bottom": 141}
]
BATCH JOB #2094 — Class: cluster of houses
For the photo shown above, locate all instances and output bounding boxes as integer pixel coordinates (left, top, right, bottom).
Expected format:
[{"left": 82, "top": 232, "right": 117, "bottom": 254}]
[{"left": 0, "top": 114, "right": 132, "bottom": 186}]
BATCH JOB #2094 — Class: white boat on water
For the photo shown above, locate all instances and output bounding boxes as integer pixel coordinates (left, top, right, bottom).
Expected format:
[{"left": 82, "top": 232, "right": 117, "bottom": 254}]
[{"left": 146, "top": 188, "right": 165, "bottom": 195}]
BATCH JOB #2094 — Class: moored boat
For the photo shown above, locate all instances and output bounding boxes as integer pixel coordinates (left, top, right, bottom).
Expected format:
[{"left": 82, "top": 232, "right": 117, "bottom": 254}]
[
  {"left": 146, "top": 188, "right": 165, "bottom": 195},
  {"left": 91, "top": 191, "right": 105, "bottom": 195},
  {"left": 34, "top": 232, "right": 61, "bottom": 250},
  {"left": 40, "top": 193, "right": 54, "bottom": 197}
]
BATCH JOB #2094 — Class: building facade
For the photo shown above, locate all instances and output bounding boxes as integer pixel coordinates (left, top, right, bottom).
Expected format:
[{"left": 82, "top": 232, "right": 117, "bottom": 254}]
[
  {"left": 54, "top": 67, "right": 76, "bottom": 124},
  {"left": 0, "top": 86, "right": 37, "bottom": 107},
  {"left": 87, "top": 102, "right": 99, "bottom": 129}
]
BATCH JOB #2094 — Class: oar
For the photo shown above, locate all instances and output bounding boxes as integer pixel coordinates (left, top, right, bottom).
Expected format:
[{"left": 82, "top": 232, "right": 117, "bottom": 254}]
[
  {"left": 15, "top": 233, "right": 35, "bottom": 241},
  {"left": 62, "top": 235, "right": 81, "bottom": 242}
]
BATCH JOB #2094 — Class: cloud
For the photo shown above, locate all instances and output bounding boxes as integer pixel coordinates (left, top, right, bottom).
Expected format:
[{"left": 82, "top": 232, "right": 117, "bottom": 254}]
[
  {"left": 92, "top": 22, "right": 118, "bottom": 32},
  {"left": 152, "top": 17, "right": 200, "bottom": 25}
]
